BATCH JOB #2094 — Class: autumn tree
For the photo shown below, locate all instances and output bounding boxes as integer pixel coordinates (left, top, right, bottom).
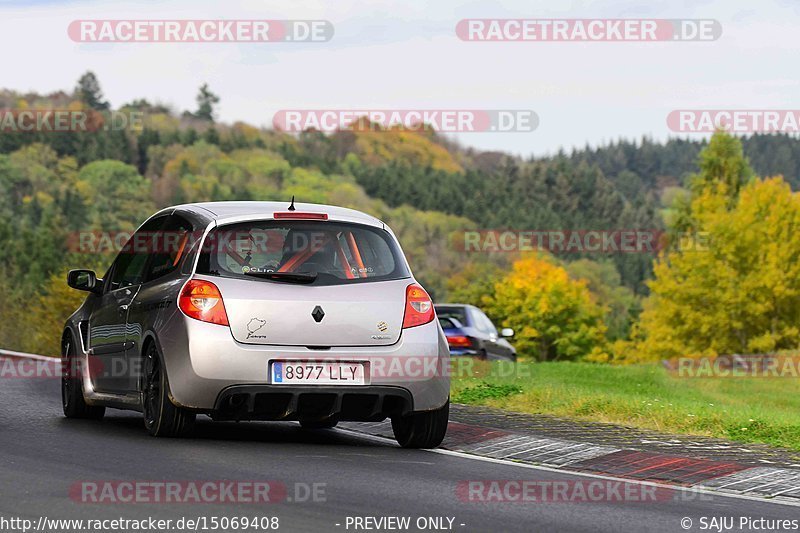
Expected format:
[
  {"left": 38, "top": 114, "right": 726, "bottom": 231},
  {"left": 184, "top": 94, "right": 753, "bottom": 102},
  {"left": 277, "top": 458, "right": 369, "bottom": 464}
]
[
  {"left": 633, "top": 132, "right": 796, "bottom": 361},
  {"left": 76, "top": 160, "right": 155, "bottom": 230},
  {"left": 24, "top": 271, "right": 94, "bottom": 355},
  {"left": 446, "top": 261, "right": 505, "bottom": 310},
  {"left": 690, "top": 130, "right": 753, "bottom": 198},
  {"left": 483, "top": 254, "right": 608, "bottom": 361},
  {"left": 669, "top": 130, "right": 755, "bottom": 236},
  {"left": 637, "top": 176, "right": 800, "bottom": 359},
  {"left": 565, "top": 259, "right": 639, "bottom": 341}
]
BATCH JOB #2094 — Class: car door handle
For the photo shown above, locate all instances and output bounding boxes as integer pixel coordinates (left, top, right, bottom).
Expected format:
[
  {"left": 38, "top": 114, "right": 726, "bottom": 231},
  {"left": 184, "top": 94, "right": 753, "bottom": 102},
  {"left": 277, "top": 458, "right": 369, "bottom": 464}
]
[{"left": 88, "top": 342, "right": 132, "bottom": 355}]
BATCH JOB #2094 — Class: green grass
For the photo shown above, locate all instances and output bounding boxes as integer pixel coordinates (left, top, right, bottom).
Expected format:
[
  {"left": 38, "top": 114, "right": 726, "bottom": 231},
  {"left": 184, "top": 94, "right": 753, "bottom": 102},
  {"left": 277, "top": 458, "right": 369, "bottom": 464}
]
[
  {"left": 450, "top": 360, "right": 800, "bottom": 451},
  {"left": 452, "top": 382, "right": 523, "bottom": 403}
]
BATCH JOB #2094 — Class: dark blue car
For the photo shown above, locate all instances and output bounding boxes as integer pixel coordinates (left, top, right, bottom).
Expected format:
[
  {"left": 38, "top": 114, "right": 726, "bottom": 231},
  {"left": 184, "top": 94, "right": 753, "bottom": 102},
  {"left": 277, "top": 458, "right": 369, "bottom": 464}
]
[{"left": 435, "top": 304, "right": 516, "bottom": 361}]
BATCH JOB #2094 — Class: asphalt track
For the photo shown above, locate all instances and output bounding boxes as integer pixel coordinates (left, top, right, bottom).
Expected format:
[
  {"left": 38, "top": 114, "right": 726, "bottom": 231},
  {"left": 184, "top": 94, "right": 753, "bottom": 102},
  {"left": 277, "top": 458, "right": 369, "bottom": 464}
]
[{"left": 1, "top": 358, "right": 799, "bottom": 533}]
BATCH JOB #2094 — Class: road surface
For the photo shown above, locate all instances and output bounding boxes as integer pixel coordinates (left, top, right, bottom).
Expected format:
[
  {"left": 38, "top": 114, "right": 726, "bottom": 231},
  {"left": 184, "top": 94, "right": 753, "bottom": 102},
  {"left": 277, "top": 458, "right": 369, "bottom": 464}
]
[{"left": 1, "top": 358, "right": 798, "bottom": 533}]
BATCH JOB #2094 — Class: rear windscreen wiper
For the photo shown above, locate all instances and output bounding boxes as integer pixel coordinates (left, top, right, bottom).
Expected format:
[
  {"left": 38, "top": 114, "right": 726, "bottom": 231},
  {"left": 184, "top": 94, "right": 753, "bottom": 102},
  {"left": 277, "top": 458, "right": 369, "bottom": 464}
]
[{"left": 244, "top": 271, "right": 318, "bottom": 284}]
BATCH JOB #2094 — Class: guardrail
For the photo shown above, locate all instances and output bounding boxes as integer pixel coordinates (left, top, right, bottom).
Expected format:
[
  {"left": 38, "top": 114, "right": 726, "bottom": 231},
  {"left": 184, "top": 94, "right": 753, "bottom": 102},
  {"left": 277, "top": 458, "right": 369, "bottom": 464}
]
[{"left": 0, "top": 348, "right": 58, "bottom": 361}]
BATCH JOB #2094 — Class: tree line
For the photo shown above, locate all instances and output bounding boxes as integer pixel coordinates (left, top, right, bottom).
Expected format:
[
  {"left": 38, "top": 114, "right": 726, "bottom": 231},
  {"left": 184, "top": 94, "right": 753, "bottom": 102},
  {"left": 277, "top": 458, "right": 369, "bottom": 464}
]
[{"left": 3, "top": 72, "right": 800, "bottom": 362}]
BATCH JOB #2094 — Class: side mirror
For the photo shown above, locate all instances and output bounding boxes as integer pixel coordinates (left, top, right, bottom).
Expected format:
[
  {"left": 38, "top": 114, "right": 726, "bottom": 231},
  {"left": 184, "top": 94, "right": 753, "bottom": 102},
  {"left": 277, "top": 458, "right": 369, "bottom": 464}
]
[
  {"left": 67, "top": 269, "right": 102, "bottom": 294},
  {"left": 501, "top": 328, "right": 514, "bottom": 338}
]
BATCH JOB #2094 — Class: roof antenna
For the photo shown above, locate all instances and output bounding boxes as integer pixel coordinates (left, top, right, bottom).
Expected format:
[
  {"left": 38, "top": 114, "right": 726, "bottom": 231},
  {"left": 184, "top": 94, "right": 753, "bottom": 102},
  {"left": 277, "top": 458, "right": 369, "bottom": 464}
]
[{"left": 288, "top": 195, "right": 296, "bottom": 211}]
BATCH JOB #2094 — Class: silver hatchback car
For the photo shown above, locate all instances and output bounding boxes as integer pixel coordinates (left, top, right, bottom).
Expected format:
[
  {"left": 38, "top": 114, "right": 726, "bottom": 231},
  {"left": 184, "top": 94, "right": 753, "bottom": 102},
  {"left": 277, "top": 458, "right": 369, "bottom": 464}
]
[{"left": 62, "top": 201, "right": 450, "bottom": 448}]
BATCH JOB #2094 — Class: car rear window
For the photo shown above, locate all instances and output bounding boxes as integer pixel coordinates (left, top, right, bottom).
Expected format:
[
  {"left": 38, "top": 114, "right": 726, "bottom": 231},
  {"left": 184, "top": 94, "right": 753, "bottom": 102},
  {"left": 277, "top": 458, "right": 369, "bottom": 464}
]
[
  {"left": 438, "top": 317, "right": 462, "bottom": 329},
  {"left": 436, "top": 307, "right": 468, "bottom": 326},
  {"left": 196, "top": 220, "right": 410, "bottom": 286}
]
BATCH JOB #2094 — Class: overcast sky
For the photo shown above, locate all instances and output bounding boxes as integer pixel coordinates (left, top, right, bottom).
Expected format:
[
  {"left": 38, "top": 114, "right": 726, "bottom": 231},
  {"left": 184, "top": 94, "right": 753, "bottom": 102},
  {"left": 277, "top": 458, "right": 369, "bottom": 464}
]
[{"left": 1, "top": 0, "right": 798, "bottom": 156}]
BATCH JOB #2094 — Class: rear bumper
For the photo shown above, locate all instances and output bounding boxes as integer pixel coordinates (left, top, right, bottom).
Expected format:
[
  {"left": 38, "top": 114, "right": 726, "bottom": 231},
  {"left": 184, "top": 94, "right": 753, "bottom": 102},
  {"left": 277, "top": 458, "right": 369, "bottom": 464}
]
[
  {"left": 212, "top": 385, "right": 413, "bottom": 422},
  {"left": 448, "top": 348, "right": 481, "bottom": 357},
  {"left": 157, "top": 314, "right": 450, "bottom": 413}
]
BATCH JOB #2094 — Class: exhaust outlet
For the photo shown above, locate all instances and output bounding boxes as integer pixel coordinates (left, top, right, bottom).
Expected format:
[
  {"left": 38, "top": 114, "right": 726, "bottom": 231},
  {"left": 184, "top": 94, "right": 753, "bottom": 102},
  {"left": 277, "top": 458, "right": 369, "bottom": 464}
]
[{"left": 226, "top": 394, "right": 247, "bottom": 409}]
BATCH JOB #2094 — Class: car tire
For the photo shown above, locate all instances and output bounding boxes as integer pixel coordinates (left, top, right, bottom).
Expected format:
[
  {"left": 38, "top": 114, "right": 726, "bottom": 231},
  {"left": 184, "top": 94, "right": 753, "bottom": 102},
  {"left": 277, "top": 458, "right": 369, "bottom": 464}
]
[
  {"left": 62, "top": 335, "right": 105, "bottom": 420},
  {"left": 391, "top": 399, "right": 449, "bottom": 449},
  {"left": 300, "top": 418, "right": 339, "bottom": 429},
  {"left": 141, "top": 342, "right": 195, "bottom": 438}
]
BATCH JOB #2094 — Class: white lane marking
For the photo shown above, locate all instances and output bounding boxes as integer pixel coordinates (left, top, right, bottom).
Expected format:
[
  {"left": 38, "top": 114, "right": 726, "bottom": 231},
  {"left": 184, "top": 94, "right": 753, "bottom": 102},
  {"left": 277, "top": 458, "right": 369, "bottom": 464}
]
[
  {"left": 334, "top": 428, "right": 800, "bottom": 509},
  {"left": 769, "top": 484, "right": 800, "bottom": 497},
  {"left": 490, "top": 437, "right": 562, "bottom": 456},
  {"left": 505, "top": 441, "right": 585, "bottom": 459},
  {"left": 552, "top": 445, "right": 616, "bottom": 462},
  {"left": 469, "top": 435, "right": 528, "bottom": 453},
  {"left": 749, "top": 475, "right": 800, "bottom": 493},
  {"left": 711, "top": 469, "right": 780, "bottom": 489},
  {"left": 0, "top": 349, "right": 58, "bottom": 362},
  {"left": 7, "top": 349, "right": 800, "bottom": 509},
  {"left": 430, "top": 449, "right": 800, "bottom": 509}
]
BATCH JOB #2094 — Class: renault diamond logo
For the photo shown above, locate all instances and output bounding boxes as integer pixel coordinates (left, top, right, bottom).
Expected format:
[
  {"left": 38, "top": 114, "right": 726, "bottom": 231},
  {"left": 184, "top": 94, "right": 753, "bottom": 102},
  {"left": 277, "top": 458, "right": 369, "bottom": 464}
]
[
  {"left": 312, "top": 306, "right": 325, "bottom": 323},
  {"left": 377, "top": 321, "right": 388, "bottom": 332}
]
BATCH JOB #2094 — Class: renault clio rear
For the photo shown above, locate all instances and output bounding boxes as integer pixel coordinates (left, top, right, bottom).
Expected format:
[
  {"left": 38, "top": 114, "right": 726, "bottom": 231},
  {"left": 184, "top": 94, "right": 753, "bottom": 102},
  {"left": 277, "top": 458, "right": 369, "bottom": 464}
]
[{"left": 61, "top": 201, "right": 450, "bottom": 448}]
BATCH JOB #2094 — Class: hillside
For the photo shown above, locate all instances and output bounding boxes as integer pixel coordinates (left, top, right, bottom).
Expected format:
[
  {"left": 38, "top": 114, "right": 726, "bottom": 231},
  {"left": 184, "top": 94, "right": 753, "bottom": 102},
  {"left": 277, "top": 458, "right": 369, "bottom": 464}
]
[{"left": 4, "top": 82, "right": 800, "bottom": 358}]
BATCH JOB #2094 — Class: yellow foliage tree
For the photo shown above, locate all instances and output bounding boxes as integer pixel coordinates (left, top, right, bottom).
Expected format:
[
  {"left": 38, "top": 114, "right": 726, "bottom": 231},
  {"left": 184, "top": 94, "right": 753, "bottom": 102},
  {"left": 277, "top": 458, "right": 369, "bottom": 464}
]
[
  {"left": 24, "top": 271, "right": 90, "bottom": 356},
  {"left": 348, "top": 120, "right": 463, "bottom": 173},
  {"left": 638, "top": 177, "right": 800, "bottom": 360},
  {"left": 484, "top": 254, "right": 608, "bottom": 361}
]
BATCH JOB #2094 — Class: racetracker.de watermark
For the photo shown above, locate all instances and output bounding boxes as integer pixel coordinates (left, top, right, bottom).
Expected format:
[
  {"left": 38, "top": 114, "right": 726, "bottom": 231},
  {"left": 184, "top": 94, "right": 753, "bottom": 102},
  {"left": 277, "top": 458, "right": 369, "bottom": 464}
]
[
  {"left": 664, "top": 354, "right": 800, "bottom": 378},
  {"left": 68, "top": 229, "right": 710, "bottom": 256},
  {"left": 272, "top": 110, "right": 538, "bottom": 133},
  {"left": 667, "top": 110, "right": 800, "bottom": 133},
  {"left": 0, "top": 358, "right": 61, "bottom": 379},
  {"left": 0, "top": 110, "right": 143, "bottom": 133},
  {"left": 456, "top": 480, "right": 712, "bottom": 503},
  {"left": 68, "top": 229, "right": 366, "bottom": 255},
  {"left": 68, "top": 20, "right": 334, "bottom": 42},
  {"left": 70, "top": 480, "right": 326, "bottom": 504},
  {"left": 456, "top": 19, "right": 721, "bottom": 41},
  {"left": 455, "top": 230, "right": 710, "bottom": 254},
  {"left": 0, "top": 355, "right": 529, "bottom": 382}
]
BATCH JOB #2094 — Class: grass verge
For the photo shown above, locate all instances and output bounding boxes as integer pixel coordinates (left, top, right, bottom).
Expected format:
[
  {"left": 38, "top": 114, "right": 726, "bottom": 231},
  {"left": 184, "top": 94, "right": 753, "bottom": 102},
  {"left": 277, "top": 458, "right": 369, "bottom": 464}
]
[{"left": 450, "top": 360, "right": 800, "bottom": 451}]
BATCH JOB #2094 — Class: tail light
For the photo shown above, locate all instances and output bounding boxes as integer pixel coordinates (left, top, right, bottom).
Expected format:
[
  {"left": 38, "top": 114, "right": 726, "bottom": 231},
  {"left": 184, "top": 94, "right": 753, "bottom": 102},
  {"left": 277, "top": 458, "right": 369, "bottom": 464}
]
[
  {"left": 446, "top": 335, "right": 472, "bottom": 348},
  {"left": 402, "top": 283, "right": 435, "bottom": 329},
  {"left": 179, "top": 279, "right": 229, "bottom": 326}
]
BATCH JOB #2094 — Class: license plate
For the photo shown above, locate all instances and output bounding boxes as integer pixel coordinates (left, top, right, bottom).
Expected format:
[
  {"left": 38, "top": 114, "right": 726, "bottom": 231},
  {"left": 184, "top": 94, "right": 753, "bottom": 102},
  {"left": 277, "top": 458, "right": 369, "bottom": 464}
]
[{"left": 271, "top": 361, "right": 367, "bottom": 385}]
